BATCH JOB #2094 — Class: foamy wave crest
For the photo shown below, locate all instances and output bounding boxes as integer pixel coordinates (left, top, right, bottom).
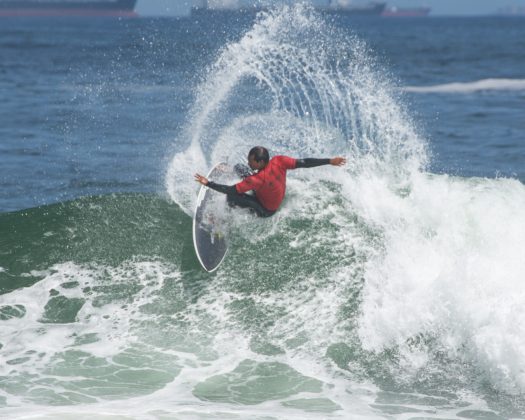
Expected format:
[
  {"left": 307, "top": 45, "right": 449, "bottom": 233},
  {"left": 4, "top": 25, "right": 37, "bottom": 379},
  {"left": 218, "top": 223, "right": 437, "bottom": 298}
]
[
  {"left": 357, "top": 173, "right": 525, "bottom": 393},
  {"left": 404, "top": 78, "right": 525, "bottom": 93}
]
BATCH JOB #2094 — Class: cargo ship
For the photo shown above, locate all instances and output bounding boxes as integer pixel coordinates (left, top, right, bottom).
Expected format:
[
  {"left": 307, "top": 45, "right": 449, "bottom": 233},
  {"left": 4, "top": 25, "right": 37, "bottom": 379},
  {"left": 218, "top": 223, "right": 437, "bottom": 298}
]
[
  {"left": 494, "top": 6, "right": 525, "bottom": 16},
  {"left": 191, "top": 5, "right": 265, "bottom": 17},
  {"left": 191, "top": 1, "right": 387, "bottom": 17},
  {"left": 0, "top": 0, "right": 137, "bottom": 17},
  {"left": 321, "top": 1, "right": 387, "bottom": 16},
  {"left": 381, "top": 6, "right": 431, "bottom": 17}
]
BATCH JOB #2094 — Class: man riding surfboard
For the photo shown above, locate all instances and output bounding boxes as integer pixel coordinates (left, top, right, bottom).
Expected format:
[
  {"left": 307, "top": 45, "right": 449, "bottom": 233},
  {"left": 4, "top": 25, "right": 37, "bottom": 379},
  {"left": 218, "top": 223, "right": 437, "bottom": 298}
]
[{"left": 194, "top": 146, "right": 346, "bottom": 217}]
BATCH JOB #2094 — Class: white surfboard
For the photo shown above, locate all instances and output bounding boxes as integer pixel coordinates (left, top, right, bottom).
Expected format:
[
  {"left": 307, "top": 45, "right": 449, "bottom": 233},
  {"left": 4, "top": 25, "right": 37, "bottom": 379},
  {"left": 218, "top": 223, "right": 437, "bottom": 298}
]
[{"left": 193, "top": 162, "right": 235, "bottom": 272}]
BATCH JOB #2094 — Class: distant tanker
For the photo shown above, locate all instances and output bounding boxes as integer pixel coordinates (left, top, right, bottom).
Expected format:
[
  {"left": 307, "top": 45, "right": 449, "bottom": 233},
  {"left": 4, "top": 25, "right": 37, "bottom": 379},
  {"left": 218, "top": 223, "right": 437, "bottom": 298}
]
[
  {"left": 321, "top": 1, "right": 387, "bottom": 16},
  {"left": 191, "top": 1, "right": 387, "bottom": 17},
  {"left": 382, "top": 6, "right": 431, "bottom": 17},
  {"left": 0, "top": 0, "right": 137, "bottom": 17}
]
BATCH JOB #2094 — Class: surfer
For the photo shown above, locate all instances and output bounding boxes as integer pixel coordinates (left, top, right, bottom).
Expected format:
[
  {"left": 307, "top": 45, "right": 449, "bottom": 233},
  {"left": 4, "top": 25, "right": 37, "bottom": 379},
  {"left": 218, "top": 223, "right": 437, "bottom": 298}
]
[{"left": 194, "top": 146, "right": 346, "bottom": 217}]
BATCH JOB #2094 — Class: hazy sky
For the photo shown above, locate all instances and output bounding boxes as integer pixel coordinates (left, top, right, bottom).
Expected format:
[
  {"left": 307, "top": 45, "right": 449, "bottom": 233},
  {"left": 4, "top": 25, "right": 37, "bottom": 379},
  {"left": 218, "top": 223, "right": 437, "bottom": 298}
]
[{"left": 136, "top": 0, "right": 525, "bottom": 16}]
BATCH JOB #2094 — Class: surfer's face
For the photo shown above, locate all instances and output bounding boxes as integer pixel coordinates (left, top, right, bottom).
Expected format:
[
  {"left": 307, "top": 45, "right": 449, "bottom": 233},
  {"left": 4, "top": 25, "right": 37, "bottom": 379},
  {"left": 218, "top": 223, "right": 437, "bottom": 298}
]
[{"left": 248, "top": 156, "right": 265, "bottom": 171}]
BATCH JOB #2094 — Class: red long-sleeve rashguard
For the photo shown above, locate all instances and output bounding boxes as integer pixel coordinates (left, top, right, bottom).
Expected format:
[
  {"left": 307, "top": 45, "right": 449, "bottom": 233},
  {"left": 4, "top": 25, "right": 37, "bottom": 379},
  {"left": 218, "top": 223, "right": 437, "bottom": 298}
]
[{"left": 235, "top": 155, "right": 297, "bottom": 211}]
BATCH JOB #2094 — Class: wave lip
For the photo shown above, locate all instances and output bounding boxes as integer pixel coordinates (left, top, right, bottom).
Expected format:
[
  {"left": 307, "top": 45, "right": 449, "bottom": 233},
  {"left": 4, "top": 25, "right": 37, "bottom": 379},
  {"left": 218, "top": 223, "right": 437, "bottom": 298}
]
[{"left": 404, "top": 78, "right": 525, "bottom": 93}]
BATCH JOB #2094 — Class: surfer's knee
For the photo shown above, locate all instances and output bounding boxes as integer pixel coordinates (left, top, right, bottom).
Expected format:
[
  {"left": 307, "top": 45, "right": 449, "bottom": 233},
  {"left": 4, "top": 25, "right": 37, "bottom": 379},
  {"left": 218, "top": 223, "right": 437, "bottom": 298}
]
[{"left": 226, "top": 194, "right": 238, "bottom": 208}]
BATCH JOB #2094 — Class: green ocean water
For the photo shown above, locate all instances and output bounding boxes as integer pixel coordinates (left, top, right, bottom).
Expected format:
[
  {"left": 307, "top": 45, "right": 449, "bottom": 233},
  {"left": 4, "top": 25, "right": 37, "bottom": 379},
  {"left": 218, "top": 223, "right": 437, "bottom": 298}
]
[{"left": 0, "top": 194, "right": 195, "bottom": 294}]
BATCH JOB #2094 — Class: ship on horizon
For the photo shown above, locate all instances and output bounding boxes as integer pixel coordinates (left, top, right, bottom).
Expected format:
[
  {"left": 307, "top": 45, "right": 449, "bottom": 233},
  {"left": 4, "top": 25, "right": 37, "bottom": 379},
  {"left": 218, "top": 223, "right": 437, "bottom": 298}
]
[
  {"left": 321, "top": 0, "right": 387, "bottom": 15},
  {"left": 191, "top": 1, "right": 387, "bottom": 17},
  {"left": 382, "top": 6, "right": 431, "bottom": 17},
  {"left": 494, "top": 5, "right": 525, "bottom": 16},
  {"left": 0, "top": 0, "right": 137, "bottom": 17},
  {"left": 191, "top": 1, "right": 265, "bottom": 16}
]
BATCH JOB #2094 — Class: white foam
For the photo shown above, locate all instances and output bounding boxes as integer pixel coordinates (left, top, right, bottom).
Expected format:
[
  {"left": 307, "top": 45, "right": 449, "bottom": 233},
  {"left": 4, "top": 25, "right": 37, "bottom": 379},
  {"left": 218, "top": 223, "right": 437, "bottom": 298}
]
[
  {"left": 404, "top": 78, "right": 525, "bottom": 93},
  {"left": 0, "top": 249, "right": 504, "bottom": 418},
  {"left": 0, "top": 260, "right": 182, "bottom": 373},
  {"left": 0, "top": 255, "right": 389, "bottom": 419},
  {"left": 356, "top": 172, "right": 525, "bottom": 393}
]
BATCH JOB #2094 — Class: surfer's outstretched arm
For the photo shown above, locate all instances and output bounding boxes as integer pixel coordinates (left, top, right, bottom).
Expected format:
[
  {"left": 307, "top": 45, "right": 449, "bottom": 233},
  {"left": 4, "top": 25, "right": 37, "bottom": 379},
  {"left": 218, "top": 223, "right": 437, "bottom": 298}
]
[
  {"left": 207, "top": 182, "right": 237, "bottom": 195},
  {"left": 194, "top": 174, "right": 237, "bottom": 195},
  {"left": 295, "top": 157, "right": 346, "bottom": 168}
]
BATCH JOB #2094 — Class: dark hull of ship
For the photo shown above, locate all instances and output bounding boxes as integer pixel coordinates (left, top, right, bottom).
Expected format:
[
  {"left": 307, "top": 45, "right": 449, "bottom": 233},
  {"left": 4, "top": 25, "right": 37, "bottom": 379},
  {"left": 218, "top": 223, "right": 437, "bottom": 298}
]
[
  {"left": 190, "top": 7, "right": 266, "bottom": 17},
  {"left": 382, "top": 7, "right": 431, "bottom": 17},
  {"left": 321, "top": 2, "right": 387, "bottom": 16},
  {"left": 191, "top": 3, "right": 387, "bottom": 17},
  {"left": 0, "top": 0, "right": 137, "bottom": 16}
]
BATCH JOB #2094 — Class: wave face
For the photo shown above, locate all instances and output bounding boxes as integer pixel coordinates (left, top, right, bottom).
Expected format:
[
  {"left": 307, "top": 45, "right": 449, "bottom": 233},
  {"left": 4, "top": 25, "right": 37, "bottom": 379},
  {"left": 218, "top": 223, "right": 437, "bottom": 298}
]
[{"left": 2, "top": 5, "right": 525, "bottom": 419}]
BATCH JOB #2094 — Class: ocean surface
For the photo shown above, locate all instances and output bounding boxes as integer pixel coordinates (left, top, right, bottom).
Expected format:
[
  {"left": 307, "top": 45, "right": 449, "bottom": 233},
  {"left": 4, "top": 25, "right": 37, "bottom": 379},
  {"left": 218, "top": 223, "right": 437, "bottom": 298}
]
[{"left": 1, "top": 6, "right": 525, "bottom": 419}]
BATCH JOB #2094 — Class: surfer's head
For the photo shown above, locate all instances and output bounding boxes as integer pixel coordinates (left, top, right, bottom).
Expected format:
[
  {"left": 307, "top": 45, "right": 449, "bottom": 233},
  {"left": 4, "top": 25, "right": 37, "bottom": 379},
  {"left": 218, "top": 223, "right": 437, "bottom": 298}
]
[{"left": 248, "top": 146, "right": 269, "bottom": 170}]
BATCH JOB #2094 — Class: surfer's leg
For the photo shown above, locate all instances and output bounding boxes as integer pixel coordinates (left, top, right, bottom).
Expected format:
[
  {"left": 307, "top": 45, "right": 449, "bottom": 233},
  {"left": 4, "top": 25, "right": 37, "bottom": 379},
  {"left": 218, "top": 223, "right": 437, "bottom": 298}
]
[{"left": 226, "top": 193, "right": 275, "bottom": 217}]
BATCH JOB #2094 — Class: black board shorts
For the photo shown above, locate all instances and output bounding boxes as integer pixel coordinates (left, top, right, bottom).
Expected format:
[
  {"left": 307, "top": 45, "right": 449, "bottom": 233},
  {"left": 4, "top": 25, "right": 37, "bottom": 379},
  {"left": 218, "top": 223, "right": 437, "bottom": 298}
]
[{"left": 226, "top": 193, "right": 276, "bottom": 218}]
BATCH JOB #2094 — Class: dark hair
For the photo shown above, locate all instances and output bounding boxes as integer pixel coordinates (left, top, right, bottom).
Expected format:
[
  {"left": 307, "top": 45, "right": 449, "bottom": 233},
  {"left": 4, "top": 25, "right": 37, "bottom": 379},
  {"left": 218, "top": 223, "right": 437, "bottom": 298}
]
[{"left": 248, "top": 146, "right": 269, "bottom": 164}]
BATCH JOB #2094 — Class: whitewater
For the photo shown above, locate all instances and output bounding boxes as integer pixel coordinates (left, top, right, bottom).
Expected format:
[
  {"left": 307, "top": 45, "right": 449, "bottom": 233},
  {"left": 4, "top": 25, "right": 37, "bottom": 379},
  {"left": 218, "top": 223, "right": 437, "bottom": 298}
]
[{"left": 1, "top": 5, "right": 525, "bottom": 420}]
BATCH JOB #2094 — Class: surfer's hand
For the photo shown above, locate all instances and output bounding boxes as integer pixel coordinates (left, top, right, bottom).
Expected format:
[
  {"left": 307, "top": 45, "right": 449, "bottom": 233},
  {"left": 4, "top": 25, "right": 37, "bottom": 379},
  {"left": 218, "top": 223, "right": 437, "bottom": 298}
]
[
  {"left": 194, "top": 174, "right": 209, "bottom": 185},
  {"left": 330, "top": 157, "right": 346, "bottom": 166}
]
